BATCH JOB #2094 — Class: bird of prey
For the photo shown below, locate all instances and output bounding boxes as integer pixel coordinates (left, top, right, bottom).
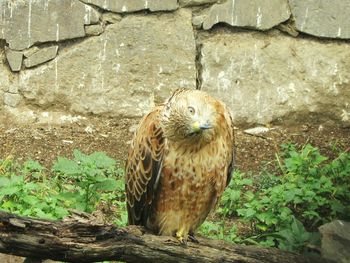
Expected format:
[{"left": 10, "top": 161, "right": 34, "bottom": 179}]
[{"left": 125, "top": 88, "right": 235, "bottom": 243}]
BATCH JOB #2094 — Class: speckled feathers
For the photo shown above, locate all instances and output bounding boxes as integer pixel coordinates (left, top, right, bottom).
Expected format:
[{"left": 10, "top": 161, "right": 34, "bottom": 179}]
[{"left": 125, "top": 88, "right": 235, "bottom": 242}]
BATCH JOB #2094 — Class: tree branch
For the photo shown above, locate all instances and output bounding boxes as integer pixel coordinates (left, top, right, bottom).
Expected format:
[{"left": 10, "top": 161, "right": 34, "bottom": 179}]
[{"left": 0, "top": 210, "right": 330, "bottom": 263}]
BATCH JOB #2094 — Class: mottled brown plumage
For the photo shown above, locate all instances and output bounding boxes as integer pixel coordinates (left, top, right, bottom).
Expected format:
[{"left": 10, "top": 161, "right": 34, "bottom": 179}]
[{"left": 125, "top": 88, "right": 235, "bottom": 243}]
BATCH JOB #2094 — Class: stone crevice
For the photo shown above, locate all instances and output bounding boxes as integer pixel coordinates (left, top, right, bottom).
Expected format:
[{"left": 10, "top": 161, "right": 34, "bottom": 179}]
[{"left": 194, "top": 34, "right": 204, "bottom": 90}]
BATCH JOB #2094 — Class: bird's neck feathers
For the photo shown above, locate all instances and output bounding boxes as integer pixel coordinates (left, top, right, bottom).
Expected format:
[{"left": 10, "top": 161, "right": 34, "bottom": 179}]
[{"left": 164, "top": 128, "right": 216, "bottom": 154}]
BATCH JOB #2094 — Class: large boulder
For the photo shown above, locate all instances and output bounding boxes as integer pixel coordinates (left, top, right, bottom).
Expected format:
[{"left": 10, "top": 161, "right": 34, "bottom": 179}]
[
  {"left": 18, "top": 9, "right": 196, "bottom": 118},
  {"left": 289, "top": 0, "right": 350, "bottom": 39},
  {"left": 319, "top": 220, "right": 350, "bottom": 263},
  {"left": 200, "top": 29, "right": 350, "bottom": 126},
  {"left": 0, "top": 0, "right": 100, "bottom": 50}
]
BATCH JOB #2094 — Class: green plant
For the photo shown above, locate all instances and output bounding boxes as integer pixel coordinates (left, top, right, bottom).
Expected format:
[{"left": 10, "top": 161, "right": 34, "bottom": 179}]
[
  {"left": 0, "top": 151, "right": 126, "bottom": 223},
  {"left": 199, "top": 220, "right": 241, "bottom": 243},
  {"left": 53, "top": 150, "right": 119, "bottom": 213},
  {"left": 219, "top": 171, "right": 253, "bottom": 217},
  {"left": 0, "top": 158, "right": 69, "bottom": 219},
  {"left": 276, "top": 217, "right": 320, "bottom": 252},
  {"left": 217, "top": 143, "right": 350, "bottom": 252}
]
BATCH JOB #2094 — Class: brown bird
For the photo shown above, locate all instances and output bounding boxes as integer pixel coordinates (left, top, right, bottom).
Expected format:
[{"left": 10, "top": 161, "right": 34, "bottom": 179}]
[{"left": 125, "top": 88, "right": 235, "bottom": 243}]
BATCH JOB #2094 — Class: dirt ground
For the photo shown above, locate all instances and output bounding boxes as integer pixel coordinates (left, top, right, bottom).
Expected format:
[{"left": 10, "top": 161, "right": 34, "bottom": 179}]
[{"left": 1, "top": 116, "right": 349, "bottom": 172}]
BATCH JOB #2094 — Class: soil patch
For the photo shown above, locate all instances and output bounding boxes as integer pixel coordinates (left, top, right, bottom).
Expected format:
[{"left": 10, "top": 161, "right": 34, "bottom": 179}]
[{"left": 1, "top": 117, "right": 349, "bottom": 172}]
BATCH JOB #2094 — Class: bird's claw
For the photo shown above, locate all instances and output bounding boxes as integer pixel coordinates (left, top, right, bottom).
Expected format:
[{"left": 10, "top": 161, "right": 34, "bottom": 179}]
[
  {"left": 188, "top": 234, "right": 199, "bottom": 243},
  {"left": 175, "top": 229, "right": 188, "bottom": 246},
  {"left": 177, "top": 236, "right": 188, "bottom": 246}
]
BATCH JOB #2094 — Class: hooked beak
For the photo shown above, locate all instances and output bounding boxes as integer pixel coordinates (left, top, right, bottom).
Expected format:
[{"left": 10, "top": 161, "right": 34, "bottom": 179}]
[{"left": 192, "top": 121, "right": 212, "bottom": 133}]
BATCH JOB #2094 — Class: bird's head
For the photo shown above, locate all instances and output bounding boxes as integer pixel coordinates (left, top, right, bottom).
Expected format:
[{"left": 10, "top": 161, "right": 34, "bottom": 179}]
[{"left": 161, "top": 89, "right": 218, "bottom": 143}]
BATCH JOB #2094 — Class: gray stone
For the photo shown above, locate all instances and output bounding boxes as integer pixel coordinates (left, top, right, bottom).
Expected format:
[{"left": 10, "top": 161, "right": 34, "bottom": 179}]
[
  {"left": 102, "top": 12, "right": 122, "bottom": 24},
  {"left": 179, "top": 0, "right": 218, "bottom": 7},
  {"left": 0, "top": 1, "right": 6, "bottom": 40},
  {"left": 23, "top": 46, "right": 40, "bottom": 58},
  {"left": 202, "top": 0, "right": 291, "bottom": 30},
  {"left": 319, "top": 220, "right": 350, "bottom": 263},
  {"left": 0, "top": 92, "right": 3, "bottom": 110},
  {"left": 289, "top": 0, "right": 350, "bottom": 39},
  {"left": 8, "top": 84, "right": 18, "bottom": 94},
  {"left": 192, "top": 15, "right": 205, "bottom": 29},
  {"left": 24, "top": 46, "right": 58, "bottom": 68},
  {"left": 18, "top": 9, "right": 196, "bottom": 118},
  {"left": 0, "top": 49, "right": 19, "bottom": 108},
  {"left": 4, "top": 92, "right": 21, "bottom": 107},
  {"left": 1, "top": 0, "right": 100, "bottom": 50},
  {"left": 0, "top": 49, "right": 10, "bottom": 91},
  {"left": 85, "top": 24, "right": 104, "bottom": 36},
  {"left": 0, "top": 51, "right": 7, "bottom": 109},
  {"left": 80, "top": 0, "right": 178, "bottom": 13},
  {"left": 200, "top": 29, "right": 350, "bottom": 126},
  {"left": 5, "top": 49, "right": 23, "bottom": 71}
]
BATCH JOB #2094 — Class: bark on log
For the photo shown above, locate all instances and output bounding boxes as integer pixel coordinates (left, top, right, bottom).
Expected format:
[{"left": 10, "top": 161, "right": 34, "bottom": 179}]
[{"left": 0, "top": 210, "right": 330, "bottom": 263}]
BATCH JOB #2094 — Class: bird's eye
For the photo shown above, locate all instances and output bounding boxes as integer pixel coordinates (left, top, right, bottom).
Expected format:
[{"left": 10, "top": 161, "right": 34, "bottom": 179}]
[{"left": 188, "top": 106, "right": 195, "bottom": 115}]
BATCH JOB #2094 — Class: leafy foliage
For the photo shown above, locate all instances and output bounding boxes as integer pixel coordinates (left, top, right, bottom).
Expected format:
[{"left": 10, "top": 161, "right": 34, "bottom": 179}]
[
  {"left": 201, "top": 143, "right": 350, "bottom": 252},
  {"left": 0, "top": 157, "right": 68, "bottom": 219},
  {"left": 0, "top": 151, "right": 126, "bottom": 225},
  {"left": 53, "top": 150, "right": 120, "bottom": 212}
]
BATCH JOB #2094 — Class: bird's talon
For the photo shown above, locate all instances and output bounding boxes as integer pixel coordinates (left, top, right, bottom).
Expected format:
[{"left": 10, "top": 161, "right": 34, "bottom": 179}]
[
  {"left": 181, "top": 237, "right": 187, "bottom": 245},
  {"left": 178, "top": 238, "right": 187, "bottom": 246},
  {"left": 188, "top": 234, "right": 199, "bottom": 243},
  {"left": 175, "top": 231, "right": 188, "bottom": 246}
]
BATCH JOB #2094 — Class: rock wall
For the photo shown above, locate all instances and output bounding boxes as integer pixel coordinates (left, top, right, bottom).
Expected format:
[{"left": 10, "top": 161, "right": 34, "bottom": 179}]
[{"left": 0, "top": 0, "right": 349, "bottom": 126}]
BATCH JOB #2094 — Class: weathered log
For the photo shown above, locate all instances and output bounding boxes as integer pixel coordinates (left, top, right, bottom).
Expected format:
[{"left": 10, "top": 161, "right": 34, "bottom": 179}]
[{"left": 0, "top": 210, "right": 330, "bottom": 263}]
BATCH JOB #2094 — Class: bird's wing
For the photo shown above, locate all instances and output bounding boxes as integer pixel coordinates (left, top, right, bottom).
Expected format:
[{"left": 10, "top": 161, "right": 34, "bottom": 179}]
[
  {"left": 223, "top": 104, "right": 235, "bottom": 187},
  {"left": 125, "top": 107, "right": 165, "bottom": 225}
]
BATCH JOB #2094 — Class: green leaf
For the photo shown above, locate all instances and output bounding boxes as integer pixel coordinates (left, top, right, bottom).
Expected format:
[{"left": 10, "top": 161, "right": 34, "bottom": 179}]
[
  {"left": 229, "top": 189, "right": 241, "bottom": 201},
  {"left": 0, "top": 186, "right": 21, "bottom": 196},
  {"left": 115, "top": 179, "right": 125, "bottom": 192},
  {"left": 52, "top": 157, "right": 80, "bottom": 175},
  {"left": 244, "top": 191, "right": 255, "bottom": 201},
  {"left": 237, "top": 208, "right": 256, "bottom": 218},
  {"left": 290, "top": 217, "right": 310, "bottom": 241},
  {"left": 23, "top": 160, "right": 43, "bottom": 173},
  {"left": 58, "top": 191, "right": 84, "bottom": 204},
  {"left": 2, "top": 200, "right": 17, "bottom": 210},
  {"left": 0, "top": 177, "right": 10, "bottom": 187},
  {"left": 284, "top": 190, "right": 296, "bottom": 203},
  {"left": 54, "top": 206, "right": 70, "bottom": 219},
  {"left": 22, "top": 195, "right": 40, "bottom": 205},
  {"left": 88, "top": 152, "right": 116, "bottom": 169},
  {"left": 93, "top": 178, "right": 118, "bottom": 191},
  {"left": 330, "top": 200, "right": 345, "bottom": 214},
  {"left": 24, "top": 182, "right": 39, "bottom": 191},
  {"left": 9, "top": 175, "right": 24, "bottom": 185},
  {"left": 280, "top": 207, "right": 292, "bottom": 221}
]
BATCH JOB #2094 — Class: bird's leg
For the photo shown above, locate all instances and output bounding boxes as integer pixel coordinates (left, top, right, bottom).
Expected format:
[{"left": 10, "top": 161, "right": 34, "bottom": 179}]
[{"left": 175, "top": 227, "right": 187, "bottom": 245}]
